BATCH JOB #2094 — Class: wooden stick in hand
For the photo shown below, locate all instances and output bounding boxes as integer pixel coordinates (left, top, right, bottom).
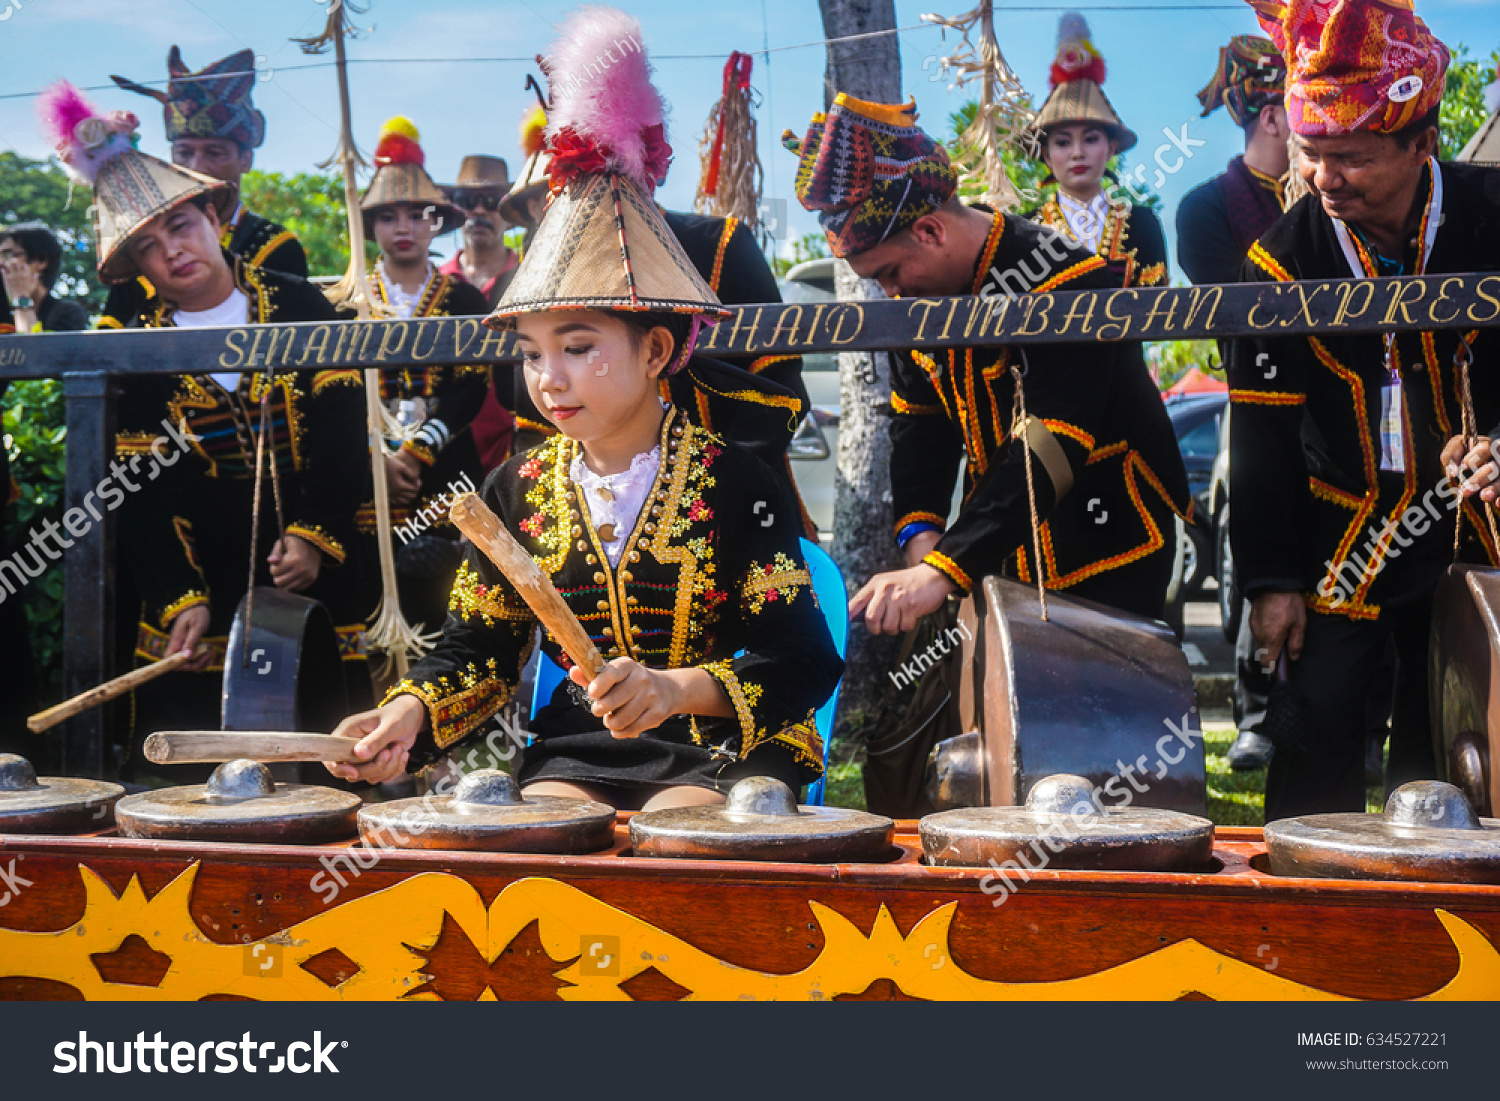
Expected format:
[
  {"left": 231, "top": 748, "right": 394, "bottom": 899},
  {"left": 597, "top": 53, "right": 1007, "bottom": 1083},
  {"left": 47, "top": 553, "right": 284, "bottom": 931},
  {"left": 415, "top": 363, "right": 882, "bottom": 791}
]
[
  {"left": 144, "top": 731, "right": 362, "bottom": 765},
  {"left": 27, "top": 650, "right": 196, "bottom": 733},
  {"left": 448, "top": 492, "right": 607, "bottom": 681}
]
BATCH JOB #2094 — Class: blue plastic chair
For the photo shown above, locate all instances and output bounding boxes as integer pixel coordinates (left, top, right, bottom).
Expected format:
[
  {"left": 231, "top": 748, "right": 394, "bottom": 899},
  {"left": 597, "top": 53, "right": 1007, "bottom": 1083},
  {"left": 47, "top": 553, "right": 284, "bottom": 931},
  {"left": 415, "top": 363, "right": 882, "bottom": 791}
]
[{"left": 531, "top": 537, "right": 848, "bottom": 804}]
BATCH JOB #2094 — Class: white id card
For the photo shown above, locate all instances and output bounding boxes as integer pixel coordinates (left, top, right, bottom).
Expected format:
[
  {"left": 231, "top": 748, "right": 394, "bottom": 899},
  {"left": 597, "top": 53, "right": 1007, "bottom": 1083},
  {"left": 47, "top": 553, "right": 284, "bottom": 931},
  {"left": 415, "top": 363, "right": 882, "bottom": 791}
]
[{"left": 1379, "top": 374, "right": 1405, "bottom": 472}]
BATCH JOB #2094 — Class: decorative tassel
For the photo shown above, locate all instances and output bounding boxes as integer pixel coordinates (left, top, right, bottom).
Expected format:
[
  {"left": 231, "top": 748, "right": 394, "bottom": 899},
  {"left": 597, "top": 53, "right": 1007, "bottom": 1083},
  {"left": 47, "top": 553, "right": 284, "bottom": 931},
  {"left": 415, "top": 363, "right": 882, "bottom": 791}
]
[
  {"left": 694, "top": 52, "right": 766, "bottom": 243},
  {"left": 374, "top": 115, "right": 424, "bottom": 166},
  {"left": 1050, "top": 12, "right": 1106, "bottom": 88}
]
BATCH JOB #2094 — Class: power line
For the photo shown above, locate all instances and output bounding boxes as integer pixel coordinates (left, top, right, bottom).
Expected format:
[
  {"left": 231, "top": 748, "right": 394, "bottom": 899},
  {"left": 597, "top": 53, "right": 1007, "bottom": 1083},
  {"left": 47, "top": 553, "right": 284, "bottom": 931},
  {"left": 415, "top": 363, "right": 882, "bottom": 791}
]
[{"left": 0, "top": 9, "right": 1248, "bottom": 103}]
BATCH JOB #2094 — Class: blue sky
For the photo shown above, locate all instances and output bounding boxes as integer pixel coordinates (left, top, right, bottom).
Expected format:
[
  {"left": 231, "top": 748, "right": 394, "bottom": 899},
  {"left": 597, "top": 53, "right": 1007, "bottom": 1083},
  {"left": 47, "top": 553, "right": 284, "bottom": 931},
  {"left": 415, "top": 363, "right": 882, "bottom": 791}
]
[{"left": 1, "top": 0, "right": 1497, "bottom": 281}]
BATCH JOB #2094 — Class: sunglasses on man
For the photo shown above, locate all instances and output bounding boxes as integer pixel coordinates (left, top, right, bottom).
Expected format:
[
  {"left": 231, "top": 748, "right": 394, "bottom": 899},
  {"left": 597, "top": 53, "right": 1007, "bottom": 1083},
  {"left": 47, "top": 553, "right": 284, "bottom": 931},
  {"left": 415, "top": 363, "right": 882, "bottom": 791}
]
[{"left": 451, "top": 192, "right": 504, "bottom": 213}]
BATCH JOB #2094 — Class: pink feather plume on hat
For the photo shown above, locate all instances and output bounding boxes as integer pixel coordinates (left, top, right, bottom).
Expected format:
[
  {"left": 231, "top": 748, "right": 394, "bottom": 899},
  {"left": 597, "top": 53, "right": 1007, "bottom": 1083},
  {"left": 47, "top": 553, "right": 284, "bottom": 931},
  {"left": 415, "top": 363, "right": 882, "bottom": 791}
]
[
  {"left": 544, "top": 6, "right": 672, "bottom": 193},
  {"left": 38, "top": 81, "right": 138, "bottom": 186}
]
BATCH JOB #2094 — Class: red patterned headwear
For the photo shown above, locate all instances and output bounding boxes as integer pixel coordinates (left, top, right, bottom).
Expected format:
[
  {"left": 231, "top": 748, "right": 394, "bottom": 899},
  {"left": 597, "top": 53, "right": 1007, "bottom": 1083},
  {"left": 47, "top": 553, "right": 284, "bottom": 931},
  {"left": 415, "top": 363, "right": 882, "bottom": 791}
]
[
  {"left": 783, "top": 94, "right": 959, "bottom": 259},
  {"left": 1246, "top": 0, "right": 1449, "bottom": 136}
]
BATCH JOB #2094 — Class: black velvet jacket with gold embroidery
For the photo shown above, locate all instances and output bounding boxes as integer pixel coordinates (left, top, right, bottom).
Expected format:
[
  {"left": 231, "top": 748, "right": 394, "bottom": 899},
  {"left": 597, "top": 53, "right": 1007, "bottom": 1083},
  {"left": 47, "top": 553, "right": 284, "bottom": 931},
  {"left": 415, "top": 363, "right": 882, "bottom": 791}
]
[
  {"left": 388, "top": 406, "right": 842, "bottom": 776},
  {"left": 358, "top": 268, "right": 492, "bottom": 531},
  {"left": 113, "top": 258, "right": 371, "bottom": 665},
  {"left": 1029, "top": 195, "right": 1169, "bottom": 289},
  {"left": 1228, "top": 161, "right": 1500, "bottom": 620},
  {"left": 891, "top": 211, "right": 1191, "bottom": 619}
]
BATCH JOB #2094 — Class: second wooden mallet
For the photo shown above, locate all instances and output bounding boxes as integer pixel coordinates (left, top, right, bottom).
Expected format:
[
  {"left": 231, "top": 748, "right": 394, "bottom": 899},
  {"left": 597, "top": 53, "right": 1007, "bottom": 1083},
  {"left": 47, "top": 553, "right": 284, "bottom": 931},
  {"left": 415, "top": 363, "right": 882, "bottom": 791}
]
[{"left": 448, "top": 492, "right": 607, "bottom": 682}]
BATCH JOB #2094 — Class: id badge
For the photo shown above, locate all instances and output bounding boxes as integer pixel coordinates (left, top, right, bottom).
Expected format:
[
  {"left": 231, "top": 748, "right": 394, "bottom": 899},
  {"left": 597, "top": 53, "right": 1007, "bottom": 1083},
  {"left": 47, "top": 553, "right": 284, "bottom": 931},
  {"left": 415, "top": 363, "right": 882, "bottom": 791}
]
[{"left": 1379, "top": 374, "right": 1405, "bottom": 472}]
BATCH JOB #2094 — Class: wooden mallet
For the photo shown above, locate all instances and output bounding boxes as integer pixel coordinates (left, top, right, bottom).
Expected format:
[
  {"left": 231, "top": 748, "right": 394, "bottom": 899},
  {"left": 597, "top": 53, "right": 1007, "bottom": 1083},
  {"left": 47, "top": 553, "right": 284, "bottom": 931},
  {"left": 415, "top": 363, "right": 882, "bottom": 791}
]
[
  {"left": 144, "top": 731, "right": 362, "bottom": 765},
  {"left": 27, "top": 649, "right": 198, "bottom": 733},
  {"left": 447, "top": 492, "right": 607, "bottom": 682}
]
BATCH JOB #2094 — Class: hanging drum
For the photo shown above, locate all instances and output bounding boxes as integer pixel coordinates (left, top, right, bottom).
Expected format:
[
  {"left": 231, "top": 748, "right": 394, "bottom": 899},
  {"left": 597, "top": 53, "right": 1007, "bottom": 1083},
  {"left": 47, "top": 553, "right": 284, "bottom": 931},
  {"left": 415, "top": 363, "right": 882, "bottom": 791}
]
[
  {"left": 1266, "top": 780, "right": 1500, "bottom": 884},
  {"left": 630, "top": 777, "right": 895, "bottom": 863},
  {"left": 926, "top": 577, "right": 1205, "bottom": 816},
  {"left": 0, "top": 753, "right": 124, "bottom": 834},
  {"left": 1429, "top": 563, "right": 1498, "bottom": 816},
  {"left": 221, "top": 587, "right": 348, "bottom": 735}
]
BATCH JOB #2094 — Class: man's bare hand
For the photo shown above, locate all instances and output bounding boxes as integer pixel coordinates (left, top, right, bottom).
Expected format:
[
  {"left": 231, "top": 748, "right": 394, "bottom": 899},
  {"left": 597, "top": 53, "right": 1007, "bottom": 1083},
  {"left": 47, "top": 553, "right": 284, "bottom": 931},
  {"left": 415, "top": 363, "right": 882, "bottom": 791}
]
[
  {"left": 325, "top": 694, "right": 427, "bottom": 784},
  {"left": 1249, "top": 591, "right": 1306, "bottom": 668},
  {"left": 164, "top": 605, "right": 212, "bottom": 671},
  {"left": 268, "top": 534, "right": 321, "bottom": 592},
  {"left": 386, "top": 450, "right": 423, "bottom": 509},
  {"left": 903, "top": 529, "right": 942, "bottom": 569},
  {"left": 1441, "top": 435, "right": 1500, "bottom": 505},
  {"left": 849, "top": 563, "right": 956, "bottom": 635}
]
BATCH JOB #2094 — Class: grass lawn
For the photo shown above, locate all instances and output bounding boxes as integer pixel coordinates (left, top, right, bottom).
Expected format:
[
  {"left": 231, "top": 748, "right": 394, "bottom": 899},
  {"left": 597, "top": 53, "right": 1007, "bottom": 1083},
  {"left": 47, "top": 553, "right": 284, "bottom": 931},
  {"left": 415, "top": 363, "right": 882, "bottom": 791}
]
[{"left": 821, "top": 720, "right": 1385, "bottom": 826}]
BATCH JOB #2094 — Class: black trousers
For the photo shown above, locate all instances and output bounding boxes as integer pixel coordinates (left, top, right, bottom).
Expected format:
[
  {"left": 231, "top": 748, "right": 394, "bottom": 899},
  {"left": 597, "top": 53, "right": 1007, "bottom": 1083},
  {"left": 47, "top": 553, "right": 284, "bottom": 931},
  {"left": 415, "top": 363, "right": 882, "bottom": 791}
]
[{"left": 1263, "top": 583, "right": 1439, "bottom": 822}]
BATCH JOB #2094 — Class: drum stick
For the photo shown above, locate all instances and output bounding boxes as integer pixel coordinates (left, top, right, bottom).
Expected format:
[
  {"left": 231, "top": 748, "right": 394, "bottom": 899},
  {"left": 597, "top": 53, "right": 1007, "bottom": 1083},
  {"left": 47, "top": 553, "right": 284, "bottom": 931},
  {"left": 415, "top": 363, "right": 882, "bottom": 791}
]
[
  {"left": 144, "top": 731, "right": 362, "bottom": 765},
  {"left": 27, "top": 650, "right": 196, "bottom": 733},
  {"left": 448, "top": 492, "right": 607, "bottom": 681}
]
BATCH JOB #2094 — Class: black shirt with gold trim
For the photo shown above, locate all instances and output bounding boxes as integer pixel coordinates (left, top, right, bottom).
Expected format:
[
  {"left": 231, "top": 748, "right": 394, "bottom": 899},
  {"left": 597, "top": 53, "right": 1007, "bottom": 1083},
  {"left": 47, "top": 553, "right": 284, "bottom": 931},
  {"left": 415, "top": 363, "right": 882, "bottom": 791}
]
[
  {"left": 113, "top": 256, "right": 371, "bottom": 670},
  {"left": 1228, "top": 161, "right": 1500, "bottom": 620},
  {"left": 388, "top": 405, "right": 842, "bottom": 785},
  {"left": 357, "top": 267, "right": 492, "bottom": 534},
  {"left": 890, "top": 210, "right": 1191, "bottom": 620},
  {"left": 1029, "top": 194, "right": 1170, "bottom": 289}
]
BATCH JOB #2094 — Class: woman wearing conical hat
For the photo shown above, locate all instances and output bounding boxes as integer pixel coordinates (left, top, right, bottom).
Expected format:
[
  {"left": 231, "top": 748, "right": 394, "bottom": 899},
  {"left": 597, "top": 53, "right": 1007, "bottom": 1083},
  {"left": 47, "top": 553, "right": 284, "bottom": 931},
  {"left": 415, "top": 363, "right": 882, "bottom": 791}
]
[
  {"left": 327, "top": 8, "right": 840, "bottom": 808},
  {"left": 37, "top": 83, "right": 373, "bottom": 774},
  {"left": 355, "top": 116, "right": 492, "bottom": 637},
  {"left": 1025, "top": 13, "right": 1169, "bottom": 289}
]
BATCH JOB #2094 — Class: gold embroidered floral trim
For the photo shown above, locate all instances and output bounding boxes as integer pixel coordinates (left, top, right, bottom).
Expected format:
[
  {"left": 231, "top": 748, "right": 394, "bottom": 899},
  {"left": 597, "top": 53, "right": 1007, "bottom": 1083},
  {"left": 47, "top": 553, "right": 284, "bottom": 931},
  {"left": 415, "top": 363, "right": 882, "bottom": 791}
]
[
  {"left": 402, "top": 439, "right": 438, "bottom": 467},
  {"left": 701, "top": 658, "right": 768, "bottom": 756},
  {"left": 767, "top": 713, "right": 825, "bottom": 774},
  {"left": 450, "top": 562, "right": 534, "bottom": 625},
  {"left": 286, "top": 523, "right": 346, "bottom": 565},
  {"left": 741, "top": 552, "right": 813, "bottom": 615},
  {"left": 311, "top": 369, "right": 363, "bottom": 396},
  {"left": 385, "top": 657, "right": 514, "bottom": 750}
]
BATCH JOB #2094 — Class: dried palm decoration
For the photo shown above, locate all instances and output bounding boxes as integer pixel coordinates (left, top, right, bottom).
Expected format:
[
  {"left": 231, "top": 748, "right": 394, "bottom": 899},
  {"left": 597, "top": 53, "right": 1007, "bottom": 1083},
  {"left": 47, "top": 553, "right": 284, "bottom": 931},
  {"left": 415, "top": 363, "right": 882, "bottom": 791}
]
[
  {"left": 694, "top": 52, "right": 766, "bottom": 244},
  {"left": 295, "top": 0, "right": 435, "bottom": 677},
  {"left": 922, "top": 1, "right": 1034, "bottom": 212}
]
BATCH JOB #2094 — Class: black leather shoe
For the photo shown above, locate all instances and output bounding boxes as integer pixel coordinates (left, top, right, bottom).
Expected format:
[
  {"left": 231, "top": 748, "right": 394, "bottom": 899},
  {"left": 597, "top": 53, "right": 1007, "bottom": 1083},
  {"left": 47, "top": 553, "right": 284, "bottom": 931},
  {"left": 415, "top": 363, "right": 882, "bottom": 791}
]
[{"left": 1227, "top": 729, "right": 1274, "bottom": 771}]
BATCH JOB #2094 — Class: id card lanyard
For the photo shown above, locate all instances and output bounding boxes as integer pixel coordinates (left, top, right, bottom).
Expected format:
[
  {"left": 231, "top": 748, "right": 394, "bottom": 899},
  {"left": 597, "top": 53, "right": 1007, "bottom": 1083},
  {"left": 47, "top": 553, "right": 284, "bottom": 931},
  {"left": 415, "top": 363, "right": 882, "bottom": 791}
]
[{"left": 1331, "top": 159, "right": 1443, "bottom": 474}]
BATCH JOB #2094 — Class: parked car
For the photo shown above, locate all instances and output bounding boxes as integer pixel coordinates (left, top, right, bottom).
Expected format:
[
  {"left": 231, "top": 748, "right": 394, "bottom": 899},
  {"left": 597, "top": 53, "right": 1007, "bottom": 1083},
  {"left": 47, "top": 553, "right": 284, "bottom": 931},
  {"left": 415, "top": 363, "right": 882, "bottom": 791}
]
[
  {"left": 1166, "top": 391, "right": 1228, "bottom": 599},
  {"left": 1207, "top": 404, "right": 1240, "bottom": 641}
]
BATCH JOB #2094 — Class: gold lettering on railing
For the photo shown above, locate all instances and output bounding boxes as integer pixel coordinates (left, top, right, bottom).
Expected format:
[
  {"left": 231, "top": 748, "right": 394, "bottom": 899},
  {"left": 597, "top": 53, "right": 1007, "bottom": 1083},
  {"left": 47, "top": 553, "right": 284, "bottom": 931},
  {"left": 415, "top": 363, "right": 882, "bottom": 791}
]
[
  {"left": 1380, "top": 278, "right": 1426, "bottom": 326},
  {"left": 218, "top": 329, "right": 248, "bottom": 368},
  {"left": 828, "top": 304, "right": 865, "bottom": 345},
  {"left": 1097, "top": 289, "right": 1138, "bottom": 341},
  {"left": 1182, "top": 286, "right": 1222, "bottom": 333},
  {"left": 1331, "top": 281, "right": 1374, "bottom": 327}
]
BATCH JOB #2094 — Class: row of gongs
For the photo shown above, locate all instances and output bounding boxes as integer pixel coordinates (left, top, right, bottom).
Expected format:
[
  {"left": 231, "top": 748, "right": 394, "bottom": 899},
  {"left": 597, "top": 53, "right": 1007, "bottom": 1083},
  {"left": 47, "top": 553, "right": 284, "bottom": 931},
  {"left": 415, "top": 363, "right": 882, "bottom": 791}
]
[{"left": 3, "top": 752, "right": 1499, "bottom": 883}]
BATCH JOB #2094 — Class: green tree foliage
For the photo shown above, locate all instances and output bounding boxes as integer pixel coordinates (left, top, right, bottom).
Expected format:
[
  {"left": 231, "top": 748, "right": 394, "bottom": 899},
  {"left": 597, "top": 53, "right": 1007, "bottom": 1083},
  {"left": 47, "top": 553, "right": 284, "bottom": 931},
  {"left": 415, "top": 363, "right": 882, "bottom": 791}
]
[
  {"left": 0, "top": 151, "right": 104, "bottom": 310},
  {"left": 1442, "top": 44, "right": 1500, "bottom": 159},
  {"left": 2, "top": 380, "right": 66, "bottom": 696},
  {"left": 772, "top": 232, "right": 831, "bottom": 277},
  {"left": 237, "top": 170, "right": 351, "bottom": 278}
]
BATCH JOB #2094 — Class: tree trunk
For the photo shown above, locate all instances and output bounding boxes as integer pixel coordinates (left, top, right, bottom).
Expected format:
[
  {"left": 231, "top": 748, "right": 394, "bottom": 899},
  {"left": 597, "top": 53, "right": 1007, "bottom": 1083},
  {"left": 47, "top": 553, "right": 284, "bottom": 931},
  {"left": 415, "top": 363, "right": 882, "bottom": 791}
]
[{"left": 817, "top": 0, "right": 903, "bottom": 743}]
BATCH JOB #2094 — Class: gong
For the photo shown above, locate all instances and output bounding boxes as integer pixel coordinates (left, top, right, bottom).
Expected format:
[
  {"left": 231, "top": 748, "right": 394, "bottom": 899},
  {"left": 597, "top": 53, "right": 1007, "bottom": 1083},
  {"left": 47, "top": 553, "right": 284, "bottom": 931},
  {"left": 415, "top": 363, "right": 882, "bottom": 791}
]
[
  {"left": 358, "top": 770, "right": 616, "bottom": 853},
  {"left": 920, "top": 773, "right": 1215, "bottom": 871},
  {"left": 114, "top": 759, "right": 360, "bottom": 844},
  {"left": 926, "top": 577, "right": 1206, "bottom": 817},
  {"left": 0, "top": 754, "right": 123, "bottom": 835},
  {"left": 1429, "top": 563, "right": 1500, "bottom": 815},
  {"left": 222, "top": 587, "right": 348, "bottom": 735},
  {"left": 629, "top": 777, "right": 895, "bottom": 862},
  {"left": 1265, "top": 780, "right": 1500, "bottom": 884}
]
